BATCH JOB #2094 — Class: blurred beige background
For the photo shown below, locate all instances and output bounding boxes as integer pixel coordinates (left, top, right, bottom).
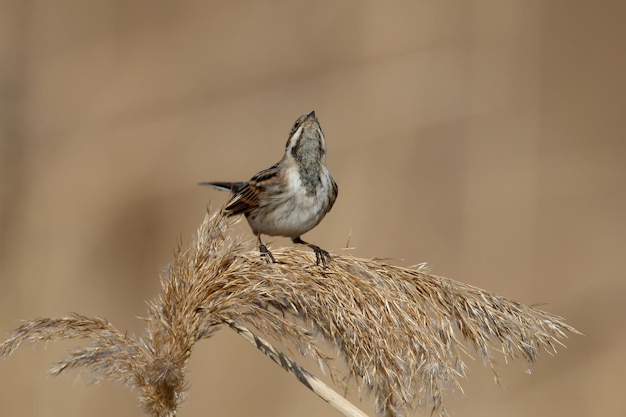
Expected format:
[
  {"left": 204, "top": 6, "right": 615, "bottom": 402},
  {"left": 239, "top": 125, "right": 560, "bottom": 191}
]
[{"left": 1, "top": 1, "right": 624, "bottom": 416}]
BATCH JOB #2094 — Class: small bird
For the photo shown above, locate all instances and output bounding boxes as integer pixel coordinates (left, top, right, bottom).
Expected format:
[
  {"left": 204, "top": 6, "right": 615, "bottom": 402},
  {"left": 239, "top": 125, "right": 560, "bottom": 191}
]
[{"left": 200, "top": 111, "right": 338, "bottom": 267}]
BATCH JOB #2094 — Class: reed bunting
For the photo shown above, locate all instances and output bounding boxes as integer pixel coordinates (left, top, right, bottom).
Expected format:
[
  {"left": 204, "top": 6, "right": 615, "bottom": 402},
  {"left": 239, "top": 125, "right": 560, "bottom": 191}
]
[{"left": 200, "top": 111, "right": 338, "bottom": 267}]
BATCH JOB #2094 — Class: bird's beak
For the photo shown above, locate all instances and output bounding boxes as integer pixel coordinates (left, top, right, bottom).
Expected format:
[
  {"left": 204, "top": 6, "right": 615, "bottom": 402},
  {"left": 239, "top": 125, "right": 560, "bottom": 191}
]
[{"left": 306, "top": 110, "right": 316, "bottom": 120}]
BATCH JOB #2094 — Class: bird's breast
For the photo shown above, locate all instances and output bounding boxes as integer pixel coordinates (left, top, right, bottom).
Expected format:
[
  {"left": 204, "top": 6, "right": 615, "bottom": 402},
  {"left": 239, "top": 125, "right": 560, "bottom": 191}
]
[{"left": 246, "top": 164, "right": 335, "bottom": 238}]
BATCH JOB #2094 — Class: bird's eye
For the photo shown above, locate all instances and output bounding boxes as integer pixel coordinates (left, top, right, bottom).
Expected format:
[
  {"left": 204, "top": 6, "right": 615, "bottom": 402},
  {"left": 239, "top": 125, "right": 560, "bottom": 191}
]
[{"left": 289, "top": 114, "right": 307, "bottom": 137}]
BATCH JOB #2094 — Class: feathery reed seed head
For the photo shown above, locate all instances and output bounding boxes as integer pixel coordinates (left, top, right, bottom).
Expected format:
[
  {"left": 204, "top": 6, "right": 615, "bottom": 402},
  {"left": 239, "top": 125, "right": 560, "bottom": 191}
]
[{"left": 0, "top": 209, "right": 579, "bottom": 416}]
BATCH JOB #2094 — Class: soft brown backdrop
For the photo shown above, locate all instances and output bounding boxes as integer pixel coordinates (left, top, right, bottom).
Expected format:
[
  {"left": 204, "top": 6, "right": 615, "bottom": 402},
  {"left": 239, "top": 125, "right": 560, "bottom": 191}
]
[{"left": 1, "top": 1, "right": 624, "bottom": 416}]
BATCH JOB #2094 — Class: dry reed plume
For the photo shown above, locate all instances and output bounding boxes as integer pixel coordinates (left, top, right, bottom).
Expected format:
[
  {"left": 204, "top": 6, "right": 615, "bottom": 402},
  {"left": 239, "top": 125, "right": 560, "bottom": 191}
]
[{"left": 0, "top": 209, "right": 579, "bottom": 416}]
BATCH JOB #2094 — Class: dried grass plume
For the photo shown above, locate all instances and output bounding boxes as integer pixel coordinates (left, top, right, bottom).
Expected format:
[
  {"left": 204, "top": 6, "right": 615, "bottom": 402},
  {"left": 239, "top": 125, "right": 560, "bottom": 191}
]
[{"left": 0, "top": 210, "right": 579, "bottom": 416}]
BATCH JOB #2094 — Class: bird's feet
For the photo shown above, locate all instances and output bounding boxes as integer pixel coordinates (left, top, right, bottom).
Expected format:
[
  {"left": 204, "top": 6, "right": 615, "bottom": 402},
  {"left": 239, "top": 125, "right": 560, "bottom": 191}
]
[
  {"left": 292, "top": 237, "right": 331, "bottom": 268},
  {"left": 259, "top": 244, "right": 276, "bottom": 264},
  {"left": 309, "top": 244, "right": 331, "bottom": 268}
]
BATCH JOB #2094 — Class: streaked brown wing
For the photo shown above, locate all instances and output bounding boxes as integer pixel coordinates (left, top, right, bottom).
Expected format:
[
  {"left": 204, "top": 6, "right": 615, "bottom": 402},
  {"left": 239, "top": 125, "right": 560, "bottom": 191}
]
[
  {"left": 224, "top": 163, "right": 281, "bottom": 215},
  {"left": 224, "top": 183, "right": 260, "bottom": 215}
]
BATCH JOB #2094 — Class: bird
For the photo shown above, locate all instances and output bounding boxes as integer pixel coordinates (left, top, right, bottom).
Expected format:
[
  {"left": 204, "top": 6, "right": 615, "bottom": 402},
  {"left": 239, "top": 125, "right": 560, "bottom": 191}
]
[{"left": 200, "top": 110, "right": 338, "bottom": 267}]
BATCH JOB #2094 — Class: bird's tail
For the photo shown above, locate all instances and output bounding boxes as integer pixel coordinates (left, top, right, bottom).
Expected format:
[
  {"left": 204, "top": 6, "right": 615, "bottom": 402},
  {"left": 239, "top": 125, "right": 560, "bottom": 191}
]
[{"left": 198, "top": 181, "right": 246, "bottom": 192}]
